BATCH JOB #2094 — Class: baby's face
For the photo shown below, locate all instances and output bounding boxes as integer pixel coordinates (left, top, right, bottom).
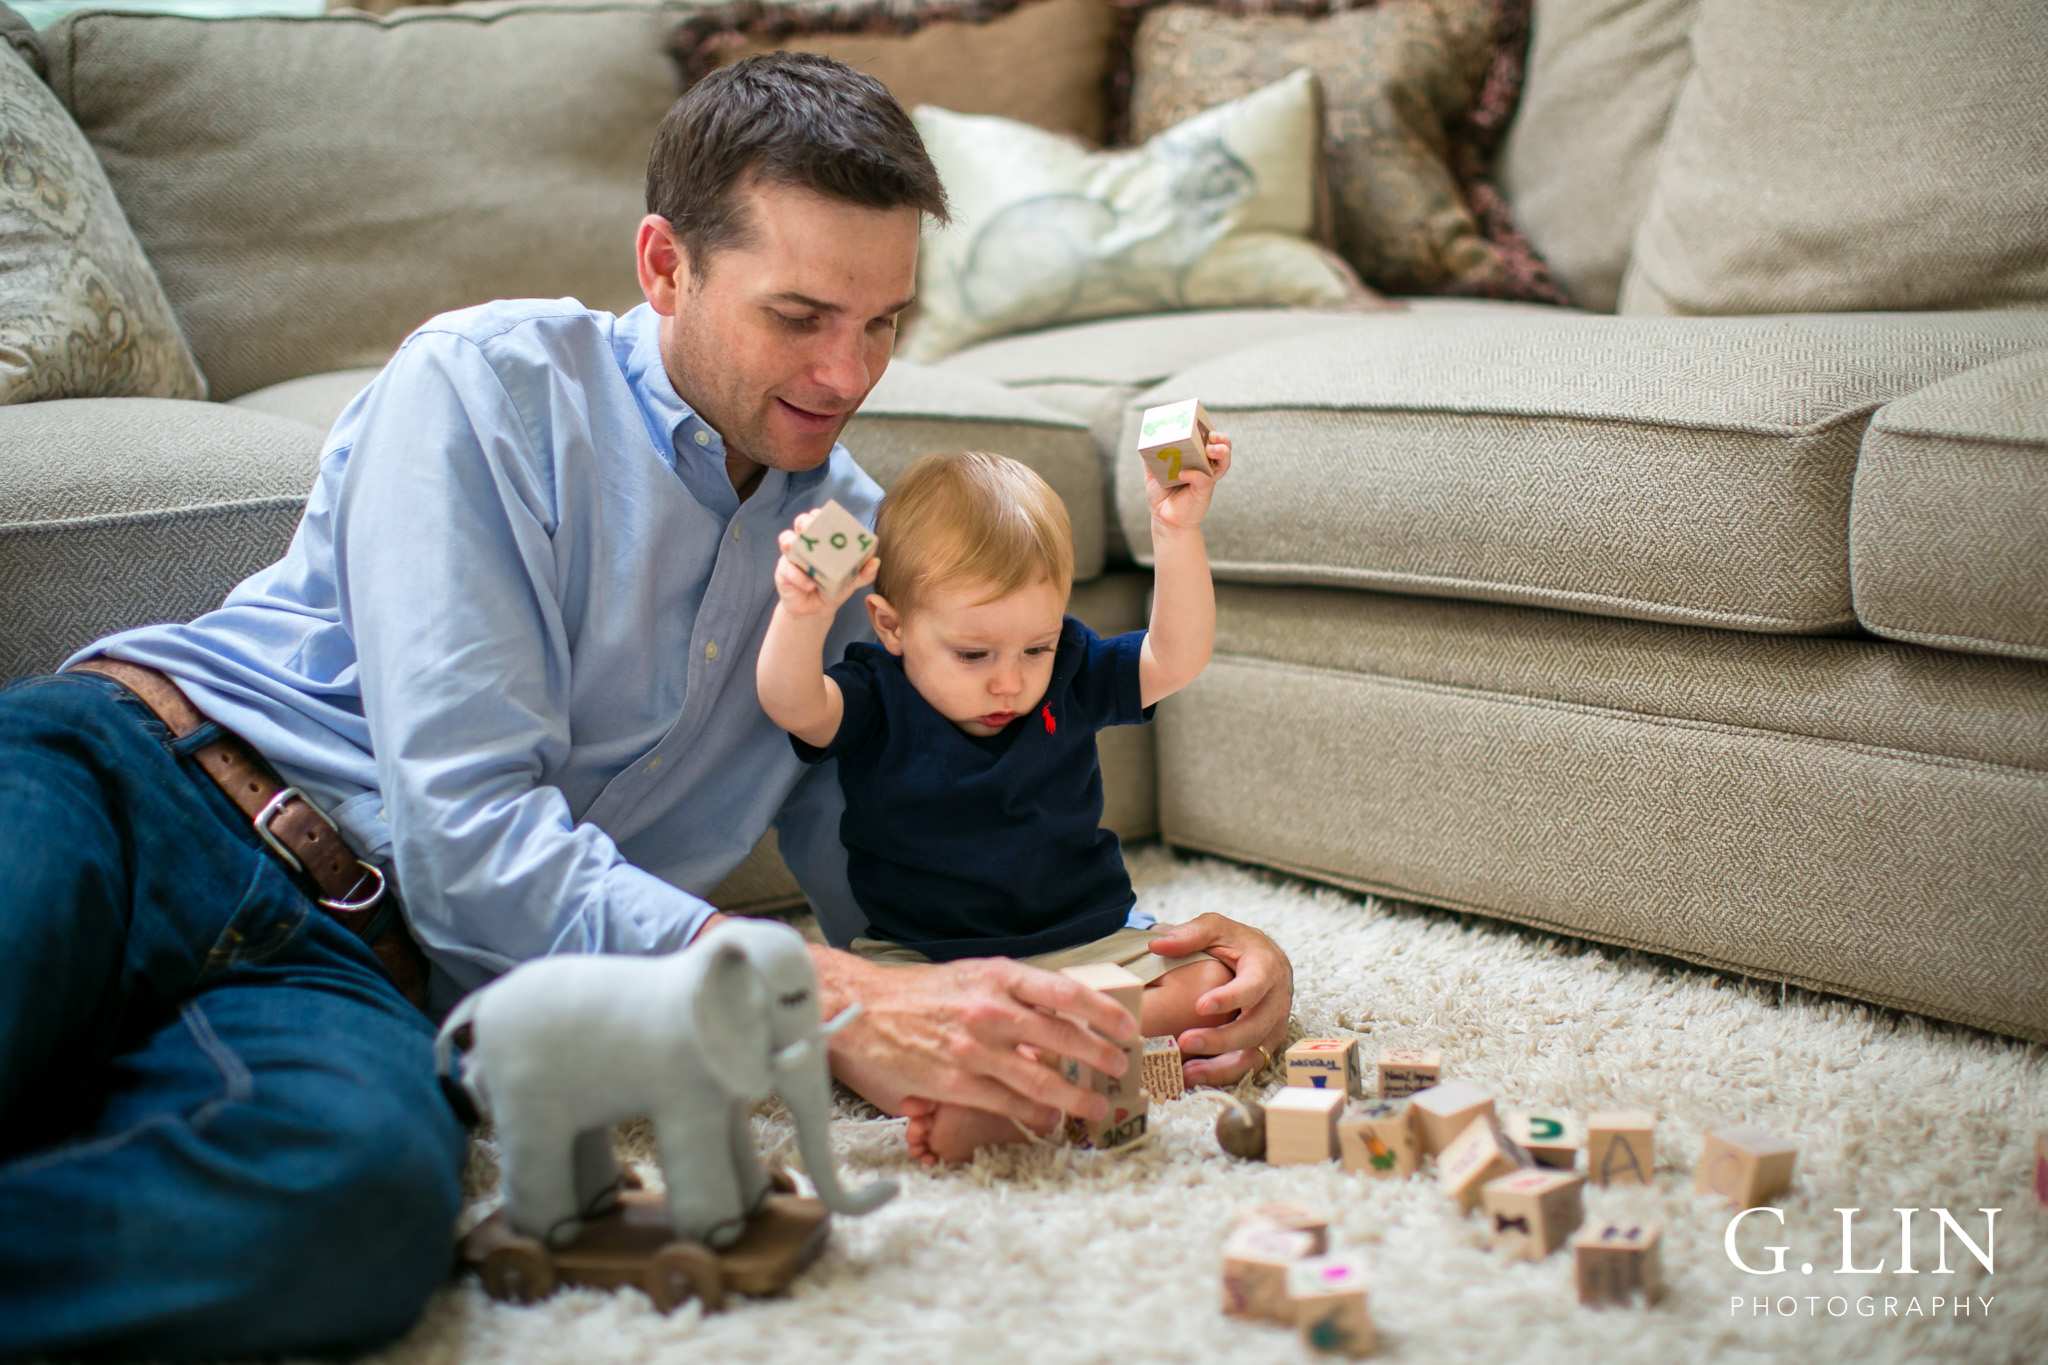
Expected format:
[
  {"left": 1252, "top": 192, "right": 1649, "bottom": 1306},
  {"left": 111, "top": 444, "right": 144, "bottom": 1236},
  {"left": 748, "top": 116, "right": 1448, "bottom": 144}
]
[{"left": 874, "top": 577, "right": 1067, "bottom": 737}]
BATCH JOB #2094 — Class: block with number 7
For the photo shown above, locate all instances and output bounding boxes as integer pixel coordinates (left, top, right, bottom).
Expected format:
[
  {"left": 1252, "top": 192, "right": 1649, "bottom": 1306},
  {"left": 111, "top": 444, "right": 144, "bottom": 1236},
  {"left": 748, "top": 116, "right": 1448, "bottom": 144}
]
[{"left": 1137, "top": 398, "right": 1214, "bottom": 487}]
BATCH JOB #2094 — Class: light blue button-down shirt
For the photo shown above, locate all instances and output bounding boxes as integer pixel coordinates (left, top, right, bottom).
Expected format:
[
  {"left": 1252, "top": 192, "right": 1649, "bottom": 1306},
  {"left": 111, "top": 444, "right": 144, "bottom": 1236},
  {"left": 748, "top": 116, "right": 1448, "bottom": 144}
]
[{"left": 79, "top": 300, "right": 881, "bottom": 995}]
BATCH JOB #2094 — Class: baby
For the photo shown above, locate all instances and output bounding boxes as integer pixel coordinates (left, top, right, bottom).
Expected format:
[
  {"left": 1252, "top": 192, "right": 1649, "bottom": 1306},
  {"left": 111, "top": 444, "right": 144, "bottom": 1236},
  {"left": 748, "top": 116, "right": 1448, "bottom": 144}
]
[{"left": 756, "top": 431, "right": 1243, "bottom": 1164}]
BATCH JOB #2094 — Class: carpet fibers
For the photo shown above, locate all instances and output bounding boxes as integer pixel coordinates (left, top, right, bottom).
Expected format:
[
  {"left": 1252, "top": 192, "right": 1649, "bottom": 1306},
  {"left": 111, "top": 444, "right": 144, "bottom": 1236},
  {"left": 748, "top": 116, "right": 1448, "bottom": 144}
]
[{"left": 366, "top": 850, "right": 2046, "bottom": 1365}]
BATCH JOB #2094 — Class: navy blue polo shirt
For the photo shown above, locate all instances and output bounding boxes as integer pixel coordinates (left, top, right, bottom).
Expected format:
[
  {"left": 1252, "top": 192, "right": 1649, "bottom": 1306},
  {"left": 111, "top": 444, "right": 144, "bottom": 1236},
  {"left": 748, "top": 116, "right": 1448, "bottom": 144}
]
[{"left": 794, "top": 617, "right": 1153, "bottom": 960}]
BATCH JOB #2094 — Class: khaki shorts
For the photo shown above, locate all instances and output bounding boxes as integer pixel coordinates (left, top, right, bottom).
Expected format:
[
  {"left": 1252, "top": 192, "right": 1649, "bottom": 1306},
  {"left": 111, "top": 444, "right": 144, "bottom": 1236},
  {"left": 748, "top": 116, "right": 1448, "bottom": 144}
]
[{"left": 848, "top": 924, "right": 1215, "bottom": 985}]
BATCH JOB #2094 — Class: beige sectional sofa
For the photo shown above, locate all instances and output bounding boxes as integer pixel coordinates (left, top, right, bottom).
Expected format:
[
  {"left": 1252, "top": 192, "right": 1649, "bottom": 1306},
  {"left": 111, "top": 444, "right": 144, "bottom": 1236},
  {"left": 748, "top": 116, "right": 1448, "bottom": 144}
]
[{"left": 2, "top": 1, "right": 2043, "bottom": 1043}]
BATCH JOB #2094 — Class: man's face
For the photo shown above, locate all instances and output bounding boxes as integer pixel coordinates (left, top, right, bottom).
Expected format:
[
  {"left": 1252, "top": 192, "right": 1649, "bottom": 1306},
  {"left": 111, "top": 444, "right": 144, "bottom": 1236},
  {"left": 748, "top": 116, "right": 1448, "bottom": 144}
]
[{"left": 642, "top": 180, "right": 919, "bottom": 482}]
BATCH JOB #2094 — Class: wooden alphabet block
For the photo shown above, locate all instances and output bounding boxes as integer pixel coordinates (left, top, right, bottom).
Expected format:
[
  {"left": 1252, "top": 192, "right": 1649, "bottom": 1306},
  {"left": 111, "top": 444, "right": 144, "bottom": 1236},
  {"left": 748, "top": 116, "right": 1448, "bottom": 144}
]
[
  {"left": 1408, "top": 1079, "right": 1495, "bottom": 1157},
  {"left": 1502, "top": 1109, "right": 1585, "bottom": 1169},
  {"left": 1221, "top": 1227, "right": 1316, "bottom": 1323},
  {"left": 2037, "top": 1133, "right": 2048, "bottom": 1208},
  {"left": 1481, "top": 1169, "right": 1586, "bottom": 1261},
  {"left": 1337, "top": 1099, "right": 1419, "bottom": 1178},
  {"left": 1375, "top": 1048, "right": 1442, "bottom": 1100},
  {"left": 1438, "top": 1117, "right": 1534, "bottom": 1210},
  {"left": 1136, "top": 398, "right": 1214, "bottom": 488},
  {"left": 1142, "top": 1035, "right": 1184, "bottom": 1100},
  {"left": 1694, "top": 1125, "right": 1798, "bottom": 1208},
  {"left": 1286, "top": 1039, "right": 1359, "bottom": 1095},
  {"left": 1287, "top": 1254, "right": 1375, "bottom": 1357},
  {"left": 784, "top": 499, "right": 876, "bottom": 594},
  {"left": 1230, "top": 1201, "right": 1330, "bottom": 1255},
  {"left": 1058, "top": 963, "right": 1148, "bottom": 1148},
  {"left": 1586, "top": 1112, "right": 1656, "bottom": 1186},
  {"left": 1571, "top": 1222, "right": 1665, "bottom": 1306},
  {"left": 1264, "top": 1087, "right": 1347, "bottom": 1165}
]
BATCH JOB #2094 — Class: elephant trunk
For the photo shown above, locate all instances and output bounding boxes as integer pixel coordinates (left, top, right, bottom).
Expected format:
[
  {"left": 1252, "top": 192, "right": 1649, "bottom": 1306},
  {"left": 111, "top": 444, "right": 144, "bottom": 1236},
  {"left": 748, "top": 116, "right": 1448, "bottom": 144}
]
[{"left": 780, "top": 1048, "right": 897, "bottom": 1217}]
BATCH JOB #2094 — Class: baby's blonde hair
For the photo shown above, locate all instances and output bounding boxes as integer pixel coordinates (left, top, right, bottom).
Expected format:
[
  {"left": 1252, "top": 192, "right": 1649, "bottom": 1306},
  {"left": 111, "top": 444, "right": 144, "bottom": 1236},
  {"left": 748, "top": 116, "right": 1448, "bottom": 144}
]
[{"left": 873, "top": 451, "right": 1073, "bottom": 615}]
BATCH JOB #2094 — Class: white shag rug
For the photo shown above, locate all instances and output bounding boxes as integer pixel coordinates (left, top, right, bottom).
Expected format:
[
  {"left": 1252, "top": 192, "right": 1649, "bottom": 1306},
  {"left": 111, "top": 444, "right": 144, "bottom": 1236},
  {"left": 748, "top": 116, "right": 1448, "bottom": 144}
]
[{"left": 365, "top": 849, "right": 2046, "bottom": 1365}]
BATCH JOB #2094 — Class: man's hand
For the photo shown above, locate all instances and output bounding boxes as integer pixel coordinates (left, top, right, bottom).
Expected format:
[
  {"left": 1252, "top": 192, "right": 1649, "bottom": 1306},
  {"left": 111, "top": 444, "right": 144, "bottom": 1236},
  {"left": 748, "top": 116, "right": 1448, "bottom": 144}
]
[
  {"left": 813, "top": 948, "right": 1138, "bottom": 1131},
  {"left": 1147, "top": 912, "right": 1292, "bottom": 1087}
]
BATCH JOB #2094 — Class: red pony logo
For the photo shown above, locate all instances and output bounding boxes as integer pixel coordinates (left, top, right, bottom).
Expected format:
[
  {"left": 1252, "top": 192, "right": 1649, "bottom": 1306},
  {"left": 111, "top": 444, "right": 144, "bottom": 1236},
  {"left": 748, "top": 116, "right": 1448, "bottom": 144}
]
[{"left": 1041, "top": 705, "right": 1057, "bottom": 734}]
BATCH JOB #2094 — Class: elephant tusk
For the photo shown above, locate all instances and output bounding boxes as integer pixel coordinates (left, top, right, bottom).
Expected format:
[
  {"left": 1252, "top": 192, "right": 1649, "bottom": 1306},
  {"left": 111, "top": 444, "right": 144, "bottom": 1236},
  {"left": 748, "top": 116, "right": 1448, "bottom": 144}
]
[
  {"left": 819, "top": 1003, "right": 864, "bottom": 1037},
  {"left": 772, "top": 1038, "right": 813, "bottom": 1072}
]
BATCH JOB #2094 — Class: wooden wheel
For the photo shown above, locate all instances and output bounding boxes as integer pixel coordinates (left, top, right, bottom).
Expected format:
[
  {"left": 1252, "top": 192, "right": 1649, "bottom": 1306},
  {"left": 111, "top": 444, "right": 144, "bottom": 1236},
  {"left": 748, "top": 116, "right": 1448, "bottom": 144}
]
[
  {"left": 645, "top": 1243, "right": 724, "bottom": 1314},
  {"left": 480, "top": 1239, "right": 556, "bottom": 1304}
]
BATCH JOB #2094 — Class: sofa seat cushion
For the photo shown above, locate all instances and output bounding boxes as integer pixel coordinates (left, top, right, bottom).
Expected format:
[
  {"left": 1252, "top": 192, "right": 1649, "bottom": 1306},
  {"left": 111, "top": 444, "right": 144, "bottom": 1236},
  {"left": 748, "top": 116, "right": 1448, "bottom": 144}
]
[
  {"left": 0, "top": 397, "right": 321, "bottom": 680},
  {"left": 1851, "top": 350, "right": 2048, "bottom": 662},
  {"left": 1117, "top": 309, "right": 2048, "bottom": 634},
  {"left": 228, "top": 366, "right": 385, "bottom": 436},
  {"left": 1161, "top": 583, "right": 2048, "bottom": 1042}
]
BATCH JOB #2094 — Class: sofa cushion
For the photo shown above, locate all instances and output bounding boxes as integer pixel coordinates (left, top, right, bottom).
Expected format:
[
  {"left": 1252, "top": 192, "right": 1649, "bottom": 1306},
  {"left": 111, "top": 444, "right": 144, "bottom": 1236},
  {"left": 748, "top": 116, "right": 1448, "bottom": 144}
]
[
  {"left": 228, "top": 366, "right": 385, "bottom": 436},
  {"left": 1851, "top": 350, "right": 2048, "bottom": 662},
  {"left": 0, "top": 20, "right": 205, "bottom": 403},
  {"left": 1163, "top": 583, "right": 2048, "bottom": 1043},
  {"left": 843, "top": 361, "right": 1106, "bottom": 581},
  {"left": 0, "top": 398, "right": 321, "bottom": 680},
  {"left": 676, "top": 0, "right": 1120, "bottom": 146},
  {"left": 1117, "top": 309, "right": 2048, "bottom": 634},
  {"left": 1494, "top": 0, "right": 1698, "bottom": 314},
  {"left": 1620, "top": 0, "right": 2048, "bottom": 317},
  {"left": 41, "top": 3, "right": 681, "bottom": 401}
]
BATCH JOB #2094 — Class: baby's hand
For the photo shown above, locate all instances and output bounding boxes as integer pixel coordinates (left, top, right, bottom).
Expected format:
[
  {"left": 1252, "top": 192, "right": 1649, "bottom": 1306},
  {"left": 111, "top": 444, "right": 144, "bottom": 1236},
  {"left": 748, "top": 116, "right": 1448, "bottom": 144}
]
[
  {"left": 1145, "top": 430, "right": 1232, "bottom": 532},
  {"left": 774, "top": 509, "right": 880, "bottom": 618}
]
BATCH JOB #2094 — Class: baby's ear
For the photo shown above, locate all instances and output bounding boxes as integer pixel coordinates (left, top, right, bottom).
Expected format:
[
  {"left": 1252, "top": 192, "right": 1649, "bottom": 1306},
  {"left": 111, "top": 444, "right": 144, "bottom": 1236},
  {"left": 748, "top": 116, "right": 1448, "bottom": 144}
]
[{"left": 866, "top": 593, "right": 906, "bottom": 654}]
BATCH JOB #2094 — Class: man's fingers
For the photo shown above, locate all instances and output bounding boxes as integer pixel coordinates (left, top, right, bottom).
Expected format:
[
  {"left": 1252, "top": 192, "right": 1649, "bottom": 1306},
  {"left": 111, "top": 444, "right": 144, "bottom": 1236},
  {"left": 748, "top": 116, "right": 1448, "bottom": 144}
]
[
  {"left": 1007, "top": 1004, "right": 1128, "bottom": 1080},
  {"left": 1001, "top": 961, "right": 1138, "bottom": 1044}
]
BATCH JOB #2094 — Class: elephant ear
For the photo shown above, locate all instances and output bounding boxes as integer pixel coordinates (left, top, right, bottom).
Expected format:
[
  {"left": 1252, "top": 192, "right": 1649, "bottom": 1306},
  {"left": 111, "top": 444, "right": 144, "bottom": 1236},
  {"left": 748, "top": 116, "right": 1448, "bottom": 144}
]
[{"left": 695, "top": 940, "right": 771, "bottom": 1097}]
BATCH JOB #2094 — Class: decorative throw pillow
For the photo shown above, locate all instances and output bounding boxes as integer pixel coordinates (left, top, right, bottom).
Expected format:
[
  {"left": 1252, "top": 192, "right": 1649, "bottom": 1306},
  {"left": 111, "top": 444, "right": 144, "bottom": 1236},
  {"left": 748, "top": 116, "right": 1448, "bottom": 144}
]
[
  {"left": 673, "top": 0, "right": 1120, "bottom": 145},
  {"left": 0, "top": 13, "right": 206, "bottom": 404},
  {"left": 899, "top": 68, "right": 1381, "bottom": 361},
  {"left": 1620, "top": 0, "right": 2048, "bottom": 317},
  {"left": 1131, "top": 0, "right": 1569, "bottom": 304}
]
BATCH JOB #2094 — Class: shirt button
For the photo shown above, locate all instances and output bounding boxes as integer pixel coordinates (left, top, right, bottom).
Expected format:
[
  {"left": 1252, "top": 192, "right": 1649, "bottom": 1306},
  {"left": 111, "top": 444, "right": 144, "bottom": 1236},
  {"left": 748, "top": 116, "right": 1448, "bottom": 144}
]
[
  {"left": 705, "top": 641, "right": 719, "bottom": 661},
  {"left": 646, "top": 756, "right": 662, "bottom": 772},
  {"left": 693, "top": 429, "right": 711, "bottom": 447}
]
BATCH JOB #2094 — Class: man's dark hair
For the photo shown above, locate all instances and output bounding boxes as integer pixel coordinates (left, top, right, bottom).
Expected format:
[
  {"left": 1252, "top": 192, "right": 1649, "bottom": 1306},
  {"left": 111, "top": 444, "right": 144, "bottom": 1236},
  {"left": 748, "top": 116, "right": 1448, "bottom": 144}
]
[{"left": 646, "top": 51, "right": 950, "bottom": 271}]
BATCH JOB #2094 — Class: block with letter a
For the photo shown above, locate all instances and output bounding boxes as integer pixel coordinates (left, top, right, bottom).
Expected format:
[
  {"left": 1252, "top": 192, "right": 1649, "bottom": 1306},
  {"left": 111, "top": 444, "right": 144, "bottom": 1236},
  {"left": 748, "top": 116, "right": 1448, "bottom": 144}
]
[{"left": 1586, "top": 1111, "right": 1656, "bottom": 1186}]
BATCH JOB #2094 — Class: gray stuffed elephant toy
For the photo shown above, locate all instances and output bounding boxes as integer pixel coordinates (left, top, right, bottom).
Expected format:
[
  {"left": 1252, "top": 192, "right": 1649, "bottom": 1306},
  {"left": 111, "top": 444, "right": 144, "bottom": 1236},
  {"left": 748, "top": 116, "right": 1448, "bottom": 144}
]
[{"left": 436, "top": 918, "right": 897, "bottom": 1249}]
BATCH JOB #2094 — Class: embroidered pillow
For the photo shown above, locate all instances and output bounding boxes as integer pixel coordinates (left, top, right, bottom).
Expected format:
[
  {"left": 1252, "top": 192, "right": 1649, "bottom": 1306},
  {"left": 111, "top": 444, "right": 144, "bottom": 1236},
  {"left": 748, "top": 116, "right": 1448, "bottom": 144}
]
[
  {"left": 1131, "top": 0, "right": 1568, "bottom": 305},
  {"left": 901, "top": 68, "right": 1380, "bottom": 361},
  {"left": 0, "top": 12, "right": 205, "bottom": 404}
]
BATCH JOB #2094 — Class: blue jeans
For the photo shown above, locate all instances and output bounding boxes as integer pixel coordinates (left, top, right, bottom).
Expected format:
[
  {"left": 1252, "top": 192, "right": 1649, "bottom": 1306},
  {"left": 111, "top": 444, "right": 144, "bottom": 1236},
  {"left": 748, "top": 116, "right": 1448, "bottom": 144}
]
[{"left": 0, "top": 673, "right": 466, "bottom": 1361}]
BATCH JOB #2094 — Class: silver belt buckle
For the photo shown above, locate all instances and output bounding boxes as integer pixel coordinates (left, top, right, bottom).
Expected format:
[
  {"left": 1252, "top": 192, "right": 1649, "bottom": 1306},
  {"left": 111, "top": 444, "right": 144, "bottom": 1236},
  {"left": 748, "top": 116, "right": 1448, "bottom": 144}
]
[{"left": 252, "top": 786, "right": 387, "bottom": 914}]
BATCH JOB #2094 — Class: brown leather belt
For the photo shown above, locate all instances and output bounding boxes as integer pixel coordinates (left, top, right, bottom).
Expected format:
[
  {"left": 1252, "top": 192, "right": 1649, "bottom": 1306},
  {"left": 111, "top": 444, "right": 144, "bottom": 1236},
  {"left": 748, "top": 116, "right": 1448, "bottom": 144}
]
[{"left": 71, "top": 658, "right": 431, "bottom": 1009}]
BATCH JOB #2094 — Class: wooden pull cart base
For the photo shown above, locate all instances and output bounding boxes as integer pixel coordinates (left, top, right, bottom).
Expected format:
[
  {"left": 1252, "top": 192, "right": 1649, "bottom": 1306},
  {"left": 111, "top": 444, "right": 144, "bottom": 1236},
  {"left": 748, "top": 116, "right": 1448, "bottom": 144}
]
[{"left": 460, "top": 1181, "right": 831, "bottom": 1313}]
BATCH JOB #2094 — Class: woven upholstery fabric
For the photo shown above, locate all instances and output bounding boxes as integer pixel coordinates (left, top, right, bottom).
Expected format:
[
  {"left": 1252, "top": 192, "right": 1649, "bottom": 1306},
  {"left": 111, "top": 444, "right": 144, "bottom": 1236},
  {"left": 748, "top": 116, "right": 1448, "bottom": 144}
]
[
  {"left": 1159, "top": 585, "right": 2048, "bottom": 1043},
  {"left": 707, "top": 569, "right": 1158, "bottom": 913},
  {"left": 1851, "top": 350, "right": 2048, "bottom": 662},
  {"left": 1116, "top": 309, "right": 2048, "bottom": 633},
  {"left": 0, "top": 27, "right": 204, "bottom": 403},
  {"left": 228, "top": 366, "right": 384, "bottom": 437},
  {"left": 1620, "top": 0, "right": 2048, "bottom": 317},
  {"left": 681, "top": 0, "right": 1120, "bottom": 146},
  {"left": 841, "top": 360, "right": 1107, "bottom": 581},
  {"left": 42, "top": 4, "right": 681, "bottom": 401},
  {"left": 0, "top": 397, "right": 321, "bottom": 680},
  {"left": 1494, "top": 0, "right": 1698, "bottom": 313}
]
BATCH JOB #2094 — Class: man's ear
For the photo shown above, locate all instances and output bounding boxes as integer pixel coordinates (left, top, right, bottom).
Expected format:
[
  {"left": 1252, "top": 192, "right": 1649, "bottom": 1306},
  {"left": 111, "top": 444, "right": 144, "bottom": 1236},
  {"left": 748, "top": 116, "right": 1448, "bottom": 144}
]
[
  {"left": 637, "top": 214, "right": 690, "bottom": 316},
  {"left": 866, "top": 593, "right": 906, "bottom": 655}
]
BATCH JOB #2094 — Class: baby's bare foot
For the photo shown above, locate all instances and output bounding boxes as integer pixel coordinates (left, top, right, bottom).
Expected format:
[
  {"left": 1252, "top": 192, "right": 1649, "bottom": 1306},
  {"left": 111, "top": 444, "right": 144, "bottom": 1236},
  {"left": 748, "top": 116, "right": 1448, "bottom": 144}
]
[
  {"left": 923, "top": 1103, "right": 1044, "bottom": 1165},
  {"left": 901, "top": 1096, "right": 939, "bottom": 1166}
]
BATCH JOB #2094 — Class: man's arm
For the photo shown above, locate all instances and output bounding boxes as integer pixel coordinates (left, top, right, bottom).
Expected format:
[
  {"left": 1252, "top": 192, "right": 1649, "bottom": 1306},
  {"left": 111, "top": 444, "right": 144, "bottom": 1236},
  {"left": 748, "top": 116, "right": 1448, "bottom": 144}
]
[{"left": 1138, "top": 432, "right": 1231, "bottom": 708}]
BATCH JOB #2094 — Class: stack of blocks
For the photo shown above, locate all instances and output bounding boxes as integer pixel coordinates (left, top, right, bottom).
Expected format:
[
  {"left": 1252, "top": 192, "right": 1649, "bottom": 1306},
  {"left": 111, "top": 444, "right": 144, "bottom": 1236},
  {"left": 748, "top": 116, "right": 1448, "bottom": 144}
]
[
  {"left": 784, "top": 499, "right": 876, "bottom": 594},
  {"left": 1694, "top": 1125, "right": 1799, "bottom": 1208},
  {"left": 1056, "top": 964, "right": 1148, "bottom": 1149},
  {"left": 1286, "top": 1038, "right": 1360, "bottom": 1095},
  {"left": 1220, "top": 1205, "right": 1373, "bottom": 1357},
  {"left": 1220, "top": 1227, "right": 1318, "bottom": 1323}
]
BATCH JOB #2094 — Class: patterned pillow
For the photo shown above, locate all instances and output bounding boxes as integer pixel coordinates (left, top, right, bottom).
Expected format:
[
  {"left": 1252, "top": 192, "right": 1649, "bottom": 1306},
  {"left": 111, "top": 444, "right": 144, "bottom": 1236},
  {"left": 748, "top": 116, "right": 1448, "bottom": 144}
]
[
  {"left": 1131, "top": 0, "right": 1569, "bottom": 305},
  {"left": 899, "top": 68, "right": 1383, "bottom": 361},
  {"left": 0, "top": 11, "right": 205, "bottom": 404}
]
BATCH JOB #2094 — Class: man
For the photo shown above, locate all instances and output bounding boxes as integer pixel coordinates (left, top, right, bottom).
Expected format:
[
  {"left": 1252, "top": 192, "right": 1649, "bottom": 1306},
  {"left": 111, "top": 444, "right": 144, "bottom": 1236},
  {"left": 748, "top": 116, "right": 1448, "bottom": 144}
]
[{"left": 0, "top": 53, "right": 1290, "bottom": 1360}]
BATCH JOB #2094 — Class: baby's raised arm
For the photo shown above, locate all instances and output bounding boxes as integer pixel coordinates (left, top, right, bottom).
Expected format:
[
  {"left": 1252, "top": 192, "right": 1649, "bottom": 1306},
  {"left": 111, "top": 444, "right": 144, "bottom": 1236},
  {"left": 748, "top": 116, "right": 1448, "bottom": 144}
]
[
  {"left": 757, "top": 508, "right": 879, "bottom": 750},
  {"left": 1138, "top": 430, "right": 1231, "bottom": 709}
]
